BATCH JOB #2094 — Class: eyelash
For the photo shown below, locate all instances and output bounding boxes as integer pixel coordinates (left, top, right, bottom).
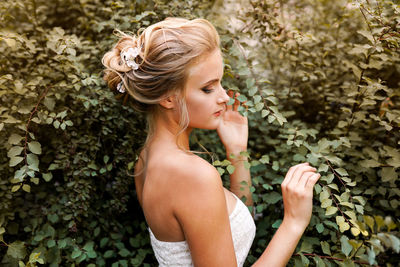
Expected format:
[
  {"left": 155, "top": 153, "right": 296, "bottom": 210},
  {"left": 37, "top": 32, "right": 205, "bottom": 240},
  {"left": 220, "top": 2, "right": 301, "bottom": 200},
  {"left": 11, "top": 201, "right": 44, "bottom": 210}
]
[{"left": 201, "top": 87, "right": 214, "bottom": 94}]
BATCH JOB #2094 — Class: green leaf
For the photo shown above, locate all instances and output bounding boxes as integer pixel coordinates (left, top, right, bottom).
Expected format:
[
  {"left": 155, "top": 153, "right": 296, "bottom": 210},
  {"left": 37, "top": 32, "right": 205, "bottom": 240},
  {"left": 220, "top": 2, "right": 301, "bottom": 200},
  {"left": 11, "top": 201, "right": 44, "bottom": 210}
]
[
  {"left": 388, "top": 234, "right": 400, "bottom": 253},
  {"left": 261, "top": 109, "right": 269, "bottom": 118},
  {"left": 11, "top": 185, "right": 21, "bottom": 192},
  {"left": 272, "top": 219, "right": 282, "bottom": 228},
  {"left": 340, "top": 235, "right": 352, "bottom": 257},
  {"left": 325, "top": 206, "right": 337, "bottom": 216},
  {"left": 104, "top": 250, "right": 114, "bottom": 258},
  {"left": 316, "top": 223, "right": 324, "bottom": 233},
  {"left": 8, "top": 146, "right": 24, "bottom": 158},
  {"left": 7, "top": 241, "right": 26, "bottom": 260},
  {"left": 47, "top": 239, "right": 56, "bottom": 248},
  {"left": 119, "top": 248, "right": 130, "bottom": 257},
  {"left": 10, "top": 156, "right": 24, "bottom": 167},
  {"left": 8, "top": 134, "right": 24, "bottom": 145},
  {"left": 42, "top": 172, "right": 53, "bottom": 182},
  {"left": 22, "top": 184, "right": 31, "bottom": 193},
  {"left": 71, "top": 249, "right": 82, "bottom": 259},
  {"left": 264, "top": 191, "right": 282, "bottom": 204},
  {"left": 28, "top": 141, "right": 42, "bottom": 155},
  {"left": 100, "top": 238, "right": 109, "bottom": 248},
  {"left": 364, "top": 215, "right": 374, "bottom": 231},
  {"left": 87, "top": 250, "right": 97, "bottom": 258},
  {"left": 58, "top": 239, "right": 67, "bottom": 249},
  {"left": 335, "top": 168, "right": 348, "bottom": 176},
  {"left": 27, "top": 153, "right": 39, "bottom": 171},
  {"left": 320, "top": 241, "right": 331, "bottom": 255},
  {"left": 48, "top": 214, "right": 59, "bottom": 223},
  {"left": 227, "top": 165, "right": 235, "bottom": 174},
  {"left": 381, "top": 167, "right": 397, "bottom": 182}
]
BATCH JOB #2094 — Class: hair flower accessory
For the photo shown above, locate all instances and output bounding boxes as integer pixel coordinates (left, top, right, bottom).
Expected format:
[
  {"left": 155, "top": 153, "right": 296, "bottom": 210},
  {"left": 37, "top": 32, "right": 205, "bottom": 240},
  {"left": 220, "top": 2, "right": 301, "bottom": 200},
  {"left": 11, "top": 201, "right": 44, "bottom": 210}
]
[
  {"left": 121, "top": 47, "right": 140, "bottom": 70},
  {"left": 116, "top": 81, "right": 126, "bottom": 93}
]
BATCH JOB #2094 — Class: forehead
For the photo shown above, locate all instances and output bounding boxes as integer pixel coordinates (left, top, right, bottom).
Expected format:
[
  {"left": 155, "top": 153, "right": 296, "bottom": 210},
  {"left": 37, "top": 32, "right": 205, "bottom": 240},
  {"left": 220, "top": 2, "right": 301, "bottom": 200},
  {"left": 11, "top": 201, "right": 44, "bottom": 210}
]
[{"left": 185, "top": 49, "right": 223, "bottom": 88}]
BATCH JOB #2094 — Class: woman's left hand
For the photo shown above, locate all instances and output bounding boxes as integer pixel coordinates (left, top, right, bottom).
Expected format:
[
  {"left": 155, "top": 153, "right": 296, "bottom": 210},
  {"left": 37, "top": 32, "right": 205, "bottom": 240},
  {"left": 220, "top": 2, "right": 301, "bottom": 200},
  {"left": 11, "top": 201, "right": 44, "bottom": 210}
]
[{"left": 217, "top": 91, "right": 248, "bottom": 154}]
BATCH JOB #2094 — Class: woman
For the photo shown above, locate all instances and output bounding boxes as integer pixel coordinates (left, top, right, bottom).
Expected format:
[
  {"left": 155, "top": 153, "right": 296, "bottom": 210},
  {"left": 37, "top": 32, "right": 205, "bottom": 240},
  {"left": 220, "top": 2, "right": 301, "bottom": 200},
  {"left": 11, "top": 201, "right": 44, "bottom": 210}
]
[{"left": 102, "top": 17, "right": 320, "bottom": 266}]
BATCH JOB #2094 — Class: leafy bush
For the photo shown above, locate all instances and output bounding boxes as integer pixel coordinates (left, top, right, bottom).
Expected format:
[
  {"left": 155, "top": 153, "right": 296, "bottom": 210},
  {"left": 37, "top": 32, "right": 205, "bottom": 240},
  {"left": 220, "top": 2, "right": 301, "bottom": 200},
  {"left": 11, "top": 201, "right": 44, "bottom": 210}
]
[{"left": 0, "top": 0, "right": 399, "bottom": 266}]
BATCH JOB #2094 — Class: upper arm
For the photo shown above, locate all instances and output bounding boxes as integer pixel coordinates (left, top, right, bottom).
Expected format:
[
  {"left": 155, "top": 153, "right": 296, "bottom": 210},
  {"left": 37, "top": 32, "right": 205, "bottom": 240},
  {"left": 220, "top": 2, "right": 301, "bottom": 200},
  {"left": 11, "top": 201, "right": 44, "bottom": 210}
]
[{"left": 174, "top": 159, "right": 237, "bottom": 267}]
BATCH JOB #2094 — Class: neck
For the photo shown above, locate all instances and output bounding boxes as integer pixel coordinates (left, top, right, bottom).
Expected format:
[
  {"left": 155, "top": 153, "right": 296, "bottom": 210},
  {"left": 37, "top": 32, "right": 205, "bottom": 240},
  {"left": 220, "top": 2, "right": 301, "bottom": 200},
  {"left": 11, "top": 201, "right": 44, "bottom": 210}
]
[{"left": 148, "top": 113, "right": 192, "bottom": 152}]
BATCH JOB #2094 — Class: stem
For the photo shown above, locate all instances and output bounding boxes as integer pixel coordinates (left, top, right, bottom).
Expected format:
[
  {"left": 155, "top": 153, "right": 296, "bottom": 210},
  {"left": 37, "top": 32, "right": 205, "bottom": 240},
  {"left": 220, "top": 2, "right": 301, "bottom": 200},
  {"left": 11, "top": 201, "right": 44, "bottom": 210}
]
[
  {"left": 323, "top": 157, "right": 354, "bottom": 204},
  {"left": 294, "top": 252, "right": 380, "bottom": 266},
  {"left": 24, "top": 86, "right": 50, "bottom": 165},
  {"left": 319, "top": 182, "right": 354, "bottom": 227},
  {"left": 234, "top": 39, "right": 279, "bottom": 121}
]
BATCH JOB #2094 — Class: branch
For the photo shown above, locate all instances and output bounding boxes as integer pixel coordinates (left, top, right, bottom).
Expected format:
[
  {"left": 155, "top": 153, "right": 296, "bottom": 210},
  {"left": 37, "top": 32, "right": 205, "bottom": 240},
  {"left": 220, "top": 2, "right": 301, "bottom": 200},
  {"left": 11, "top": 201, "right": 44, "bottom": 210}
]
[
  {"left": 318, "top": 182, "right": 354, "bottom": 228},
  {"left": 24, "top": 86, "right": 50, "bottom": 165},
  {"left": 294, "top": 252, "right": 380, "bottom": 266},
  {"left": 234, "top": 39, "right": 279, "bottom": 121}
]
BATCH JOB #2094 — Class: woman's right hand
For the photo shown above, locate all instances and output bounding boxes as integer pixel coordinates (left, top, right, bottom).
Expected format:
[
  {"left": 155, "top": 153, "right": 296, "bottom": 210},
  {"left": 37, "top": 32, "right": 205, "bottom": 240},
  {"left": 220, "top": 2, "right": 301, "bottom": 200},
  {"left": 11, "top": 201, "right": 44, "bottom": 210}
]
[{"left": 281, "top": 162, "right": 321, "bottom": 233}]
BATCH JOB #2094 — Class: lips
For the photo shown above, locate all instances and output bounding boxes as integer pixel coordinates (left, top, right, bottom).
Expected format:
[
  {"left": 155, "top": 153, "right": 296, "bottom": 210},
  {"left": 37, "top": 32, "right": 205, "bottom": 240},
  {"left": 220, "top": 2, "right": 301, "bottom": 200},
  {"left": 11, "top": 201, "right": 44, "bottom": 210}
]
[{"left": 213, "top": 109, "right": 223, "bottom": 116}]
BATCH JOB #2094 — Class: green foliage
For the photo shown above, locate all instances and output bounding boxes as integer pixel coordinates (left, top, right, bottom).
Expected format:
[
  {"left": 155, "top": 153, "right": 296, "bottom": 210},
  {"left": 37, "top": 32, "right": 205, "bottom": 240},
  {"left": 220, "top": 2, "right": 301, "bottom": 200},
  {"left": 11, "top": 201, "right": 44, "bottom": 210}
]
[
  {"left": 0, "top": 0, "right": 399, "bottom": 266},
  {"left": 205, "top": 0, "right": 400, "bottom": 265}
]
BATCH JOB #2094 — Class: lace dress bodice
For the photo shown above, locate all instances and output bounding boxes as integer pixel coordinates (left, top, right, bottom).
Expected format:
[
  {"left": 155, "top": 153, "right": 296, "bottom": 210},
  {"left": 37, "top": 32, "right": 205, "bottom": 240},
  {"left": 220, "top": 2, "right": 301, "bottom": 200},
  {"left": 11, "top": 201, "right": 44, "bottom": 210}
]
[{"left": 149, "top": 193, "right": 256, "bottom": 266}]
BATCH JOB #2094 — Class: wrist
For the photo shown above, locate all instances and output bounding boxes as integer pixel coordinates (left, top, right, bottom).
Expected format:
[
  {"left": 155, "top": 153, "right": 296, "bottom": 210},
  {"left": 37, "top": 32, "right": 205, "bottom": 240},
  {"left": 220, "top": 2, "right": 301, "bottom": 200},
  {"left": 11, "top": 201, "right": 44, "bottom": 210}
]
[
  {"left": 226, "top": 147, "right": 247, "bottom": 158},
  {"left": 280, "top": 218, "right": 307, "bottom": 236}
]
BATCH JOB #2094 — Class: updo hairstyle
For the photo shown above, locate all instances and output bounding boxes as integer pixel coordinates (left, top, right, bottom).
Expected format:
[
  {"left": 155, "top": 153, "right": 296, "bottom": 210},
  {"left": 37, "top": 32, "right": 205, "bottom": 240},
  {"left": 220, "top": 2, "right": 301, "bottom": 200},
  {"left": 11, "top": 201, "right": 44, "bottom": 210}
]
[{"left": 102, "top": 18, "right": 220, "bottom": 140}]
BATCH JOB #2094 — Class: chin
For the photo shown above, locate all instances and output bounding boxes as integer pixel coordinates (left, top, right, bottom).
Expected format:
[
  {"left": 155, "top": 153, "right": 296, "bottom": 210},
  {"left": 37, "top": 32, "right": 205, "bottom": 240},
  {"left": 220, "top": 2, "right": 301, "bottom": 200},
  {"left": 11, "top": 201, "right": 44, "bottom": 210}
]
[{"left": 191, "top": 120, "right": 220, "bottom": 130}]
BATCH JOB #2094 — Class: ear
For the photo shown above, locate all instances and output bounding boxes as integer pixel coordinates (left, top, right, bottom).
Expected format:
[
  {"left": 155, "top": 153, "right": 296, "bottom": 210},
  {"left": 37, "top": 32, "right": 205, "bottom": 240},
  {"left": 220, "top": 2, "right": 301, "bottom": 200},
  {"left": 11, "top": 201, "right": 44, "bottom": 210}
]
[{"left": 159, "top": 94, "right": 177, "bottom": 109}]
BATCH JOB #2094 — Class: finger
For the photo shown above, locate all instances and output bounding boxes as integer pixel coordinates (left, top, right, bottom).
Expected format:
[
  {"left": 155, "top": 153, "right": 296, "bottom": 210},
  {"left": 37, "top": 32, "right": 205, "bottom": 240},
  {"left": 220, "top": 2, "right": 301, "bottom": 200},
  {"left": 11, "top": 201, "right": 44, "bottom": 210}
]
[
  {"left": 306, "top": 173, "right": 321, "bottom": 189},
  {"left": 242, "top": 101, "right": 248, "bottom": 111},
  {"left": 298, "top": 171, "right": 316, "bottom": 188},
  {"left": 290, "top": 165, "right": 316, "bottom": 186},
  {"left": 226, "top": 90, "right": 234, "bottom": 111},
  {"left": 233, "top": 92, "right": 240, "bottom": 111},
  {"left": 282, "top": 162, "right": 309, "bottom": 187}
]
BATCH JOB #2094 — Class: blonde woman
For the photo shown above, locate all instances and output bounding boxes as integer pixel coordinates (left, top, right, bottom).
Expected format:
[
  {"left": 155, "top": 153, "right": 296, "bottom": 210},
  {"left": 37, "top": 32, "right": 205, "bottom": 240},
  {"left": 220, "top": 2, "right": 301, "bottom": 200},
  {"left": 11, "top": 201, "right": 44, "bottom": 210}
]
[{"left": 102, "top": 17, "right": 320, "bottom": 267}]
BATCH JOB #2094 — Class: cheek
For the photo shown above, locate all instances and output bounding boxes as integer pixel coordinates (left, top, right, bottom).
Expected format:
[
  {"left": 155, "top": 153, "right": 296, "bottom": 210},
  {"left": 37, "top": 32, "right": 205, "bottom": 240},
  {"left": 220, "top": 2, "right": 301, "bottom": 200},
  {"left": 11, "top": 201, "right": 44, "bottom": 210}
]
[{"left": 186, "top": 97, "right": 212, "bottom": 116}]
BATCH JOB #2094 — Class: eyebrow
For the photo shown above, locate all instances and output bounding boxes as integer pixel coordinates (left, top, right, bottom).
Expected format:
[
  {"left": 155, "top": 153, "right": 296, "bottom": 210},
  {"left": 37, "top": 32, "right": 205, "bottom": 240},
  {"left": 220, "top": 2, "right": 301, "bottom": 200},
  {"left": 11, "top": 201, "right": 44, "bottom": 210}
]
[{"left": 200, "top": 78, "right": 219, "bottom": 87}]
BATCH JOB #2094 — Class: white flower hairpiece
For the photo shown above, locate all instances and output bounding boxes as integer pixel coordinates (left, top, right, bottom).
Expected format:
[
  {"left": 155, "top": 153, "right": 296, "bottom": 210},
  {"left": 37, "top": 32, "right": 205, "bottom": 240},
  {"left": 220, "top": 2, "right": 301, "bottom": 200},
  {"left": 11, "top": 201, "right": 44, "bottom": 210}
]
[
  {"left": 117, "top": 45, "right": 142, "bottom": 93},
  {"left": 120, "top": 47, "right": 140, "bottom": 70},
  {"left": 116, "top": 81, "right": 126, "bottom": 93}
]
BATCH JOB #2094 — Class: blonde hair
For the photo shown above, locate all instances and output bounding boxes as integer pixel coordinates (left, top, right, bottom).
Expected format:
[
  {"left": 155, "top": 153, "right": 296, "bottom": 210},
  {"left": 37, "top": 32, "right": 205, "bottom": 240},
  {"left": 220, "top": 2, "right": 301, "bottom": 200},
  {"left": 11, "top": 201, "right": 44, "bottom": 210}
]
[{"left": 102, "top": 17, "right": 220, "bottom": 157}]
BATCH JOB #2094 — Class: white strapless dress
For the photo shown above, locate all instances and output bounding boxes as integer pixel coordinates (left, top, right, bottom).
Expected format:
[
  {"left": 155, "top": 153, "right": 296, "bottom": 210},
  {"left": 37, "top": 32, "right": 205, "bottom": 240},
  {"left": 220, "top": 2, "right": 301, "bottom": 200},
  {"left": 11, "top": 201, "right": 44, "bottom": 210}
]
[{"left": 149, "top": 193, "right": 256, "bottom": 266}]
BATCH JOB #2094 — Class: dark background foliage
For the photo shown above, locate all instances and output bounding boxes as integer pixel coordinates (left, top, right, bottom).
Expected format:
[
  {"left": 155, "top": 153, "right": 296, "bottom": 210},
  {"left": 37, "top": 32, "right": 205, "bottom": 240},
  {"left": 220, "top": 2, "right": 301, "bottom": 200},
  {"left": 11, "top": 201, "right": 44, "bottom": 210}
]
[{"left": 0, "top": 0, "right": 399, "bottom": 266}]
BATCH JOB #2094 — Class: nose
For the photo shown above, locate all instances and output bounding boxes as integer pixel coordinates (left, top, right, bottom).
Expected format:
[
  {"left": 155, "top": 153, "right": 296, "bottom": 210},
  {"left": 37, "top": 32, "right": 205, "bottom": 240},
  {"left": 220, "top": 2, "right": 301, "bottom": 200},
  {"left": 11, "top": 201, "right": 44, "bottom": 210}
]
[{"left": 217, "top": 84, "right": 230, "bottom": 104}]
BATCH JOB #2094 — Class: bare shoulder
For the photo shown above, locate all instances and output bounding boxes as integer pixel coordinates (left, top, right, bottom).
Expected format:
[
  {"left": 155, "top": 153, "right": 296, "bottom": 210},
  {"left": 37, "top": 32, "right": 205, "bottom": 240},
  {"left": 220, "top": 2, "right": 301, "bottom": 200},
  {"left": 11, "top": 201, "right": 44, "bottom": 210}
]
[
  {"left": 167, "top": 153, "right": 237, "bottom": 265},
  {"left": 152, "top": 152, "right": 221, "bottom": 187}
]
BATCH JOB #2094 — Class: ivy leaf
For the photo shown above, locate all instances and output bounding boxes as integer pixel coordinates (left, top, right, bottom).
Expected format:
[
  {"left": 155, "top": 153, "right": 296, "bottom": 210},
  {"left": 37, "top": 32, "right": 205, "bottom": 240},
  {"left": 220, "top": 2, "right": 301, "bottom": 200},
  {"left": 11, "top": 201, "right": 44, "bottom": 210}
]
[
  {"left": 264, "top": 191, "right": 282, "bottom": 204},
  {"left": 8, "top": 134, "right": 24, "bottom": 145},
  {"left": 22, "top": 184, "right": 31, "bottom": 193},
  {"left": 227, "top": 165, "right": 235, "bottom": 174},
  {"left": 11, "top": 185, "right": 21, "bottom": 192},
  {"left": 7, "top": 241, "right": 26, "bottom": 259},
  {"left": 325, "top": 206, "right": 338, "bottom": 216},
  {"left": 42, "top": 172, "right": 53, "bottom": 182},
  {"left": 27, "top": 154, "right": 39, "bottom": 171},
  {"left": 71, "top": 249, "right": 82, "bottom": 259},
  {"left": 118, "top": 248, "right": 130, "bottom": 257},
  {"left": 381, "top": 167, "right": 397, "bottom": 182},
  {"left": 340, "top": 235, "right": 352, "bottom": 257},
  {"left": 320, "top": 241, "right": 331, "bottom": 255},
  {"left": 261, "top": 109, "right": 269, "bottom": 118},
  {"left": 28, "top": 141, "right": 42, "bottom": 155},
  {"left": 9, "top": 156, "right": 24, "bottom": 167},
  {"left": 7, "top": 146, "right": 24, "bottom": 158},
  {"left": 335, "top": 168, "right": 348, "bottom": 176},
  {"left": 388, "top": 234, "right": 400, "bottom": 253},
  {"left": 104, "top": 250, "right": 114, "bottom": 258},
  {"left": 316, "top": 223, "right": 324, "bottom": 233}
]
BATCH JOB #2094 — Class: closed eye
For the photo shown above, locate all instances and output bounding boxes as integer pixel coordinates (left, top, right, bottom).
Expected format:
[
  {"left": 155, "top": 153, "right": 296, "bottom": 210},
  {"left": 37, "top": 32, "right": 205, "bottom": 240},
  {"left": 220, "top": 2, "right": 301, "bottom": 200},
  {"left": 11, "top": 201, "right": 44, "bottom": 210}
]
[{"left": 201, "top": 87, "right": 214, "bottom": 94}]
